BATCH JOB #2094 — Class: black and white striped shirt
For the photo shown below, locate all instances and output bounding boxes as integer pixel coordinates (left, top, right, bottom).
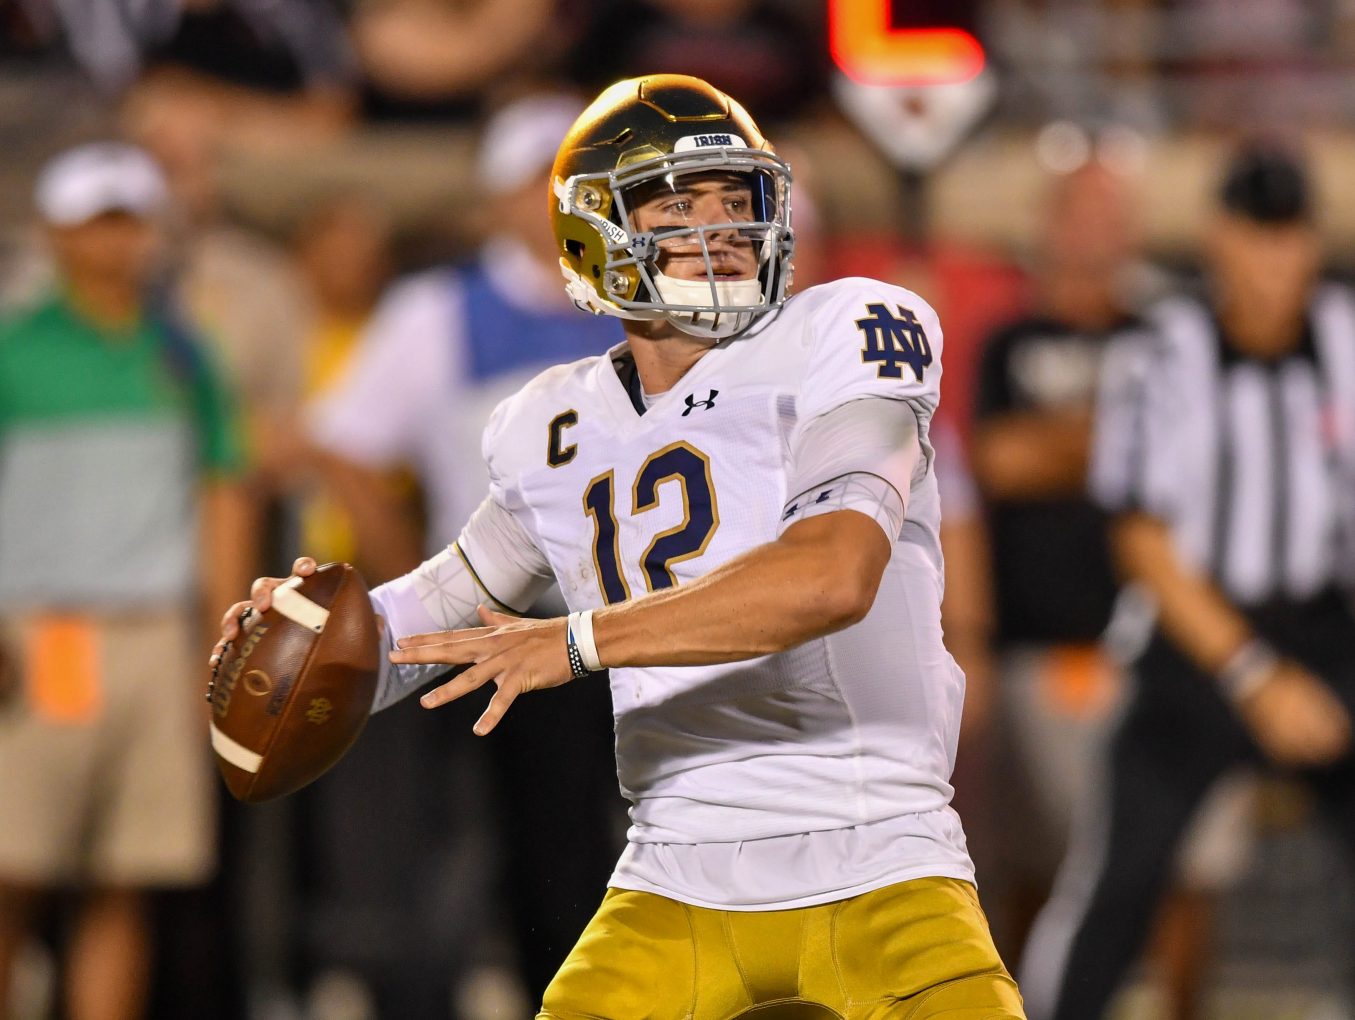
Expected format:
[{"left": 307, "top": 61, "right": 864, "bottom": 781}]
[{"left": 1091, "top": 285, "right": 1355, "bottom": 606}]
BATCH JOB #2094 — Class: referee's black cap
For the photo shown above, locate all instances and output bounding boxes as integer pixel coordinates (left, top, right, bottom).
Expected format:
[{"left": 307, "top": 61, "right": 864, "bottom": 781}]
[{"left": 1219, "top": 142, "right": 1312, "bottom": 224}]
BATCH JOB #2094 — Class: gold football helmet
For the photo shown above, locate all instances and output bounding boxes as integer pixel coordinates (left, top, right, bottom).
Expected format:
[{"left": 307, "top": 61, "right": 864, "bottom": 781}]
[{"left": 551, "top": 74, "right": 795, "bottom": 339}]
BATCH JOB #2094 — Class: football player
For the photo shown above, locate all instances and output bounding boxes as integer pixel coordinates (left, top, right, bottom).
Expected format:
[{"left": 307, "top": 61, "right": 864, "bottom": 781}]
[{"left": 218, "top": 74, "right": 1026, "bottom": 1018}]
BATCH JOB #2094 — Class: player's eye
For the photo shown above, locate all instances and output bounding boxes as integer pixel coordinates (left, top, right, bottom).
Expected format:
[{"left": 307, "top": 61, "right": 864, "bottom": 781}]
[{"left": 724, "top": 193, "right": 753, "bottom": 218}]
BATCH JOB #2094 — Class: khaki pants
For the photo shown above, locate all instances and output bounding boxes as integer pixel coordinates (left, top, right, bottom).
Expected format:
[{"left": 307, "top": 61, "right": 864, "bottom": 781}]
[{"left": 0, "top": 612, "right": 214, "bottom": 886}]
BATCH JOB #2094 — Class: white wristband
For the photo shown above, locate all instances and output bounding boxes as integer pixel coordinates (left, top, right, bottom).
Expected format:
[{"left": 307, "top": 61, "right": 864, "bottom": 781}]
[
  {"left": 568, "top": 609, "right": 602, "bottom": 672},
  {"left": 1217, "top": 638, "right": 1278, "bottom": 705}
]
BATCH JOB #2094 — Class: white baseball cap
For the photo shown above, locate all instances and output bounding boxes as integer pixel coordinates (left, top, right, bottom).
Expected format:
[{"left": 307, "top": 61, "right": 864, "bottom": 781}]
[
  {"left": 34, "top": 142, "right": 170, "bottom": 226},
  {"left": 477, "top": 93, "right": 586, "bottom": 196}
]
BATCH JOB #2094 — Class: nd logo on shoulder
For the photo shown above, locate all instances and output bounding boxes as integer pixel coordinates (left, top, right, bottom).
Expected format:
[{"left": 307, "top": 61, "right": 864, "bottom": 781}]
[{"left": 856, "top": 303, "right": 933, "bottom": 382}]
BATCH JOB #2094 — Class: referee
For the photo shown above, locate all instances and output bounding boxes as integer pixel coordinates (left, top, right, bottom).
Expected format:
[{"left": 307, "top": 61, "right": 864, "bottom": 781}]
[{"left": 1019, "top": 142, "right": 1355, "bottom": 1019}]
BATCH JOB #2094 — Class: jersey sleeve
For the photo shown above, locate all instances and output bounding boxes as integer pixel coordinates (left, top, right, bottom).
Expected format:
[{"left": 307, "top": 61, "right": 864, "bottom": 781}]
[
  {"left": 474, "top": 390, "right": 558, "bottom": 590},
  {"left": 795, "top": 278, "right": 944, "bottom": 426},
  {"left": 306, "top": 273, "right": 460, "bottom": 470},
  {"left": 779, "top": 397, "right": 919, "bottom": 542},
  {"left": 367, "top": 494, "right": 555, "bottom": 712}
]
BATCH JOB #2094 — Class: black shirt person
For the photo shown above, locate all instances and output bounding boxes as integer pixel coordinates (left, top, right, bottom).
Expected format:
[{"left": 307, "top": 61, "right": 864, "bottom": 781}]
[{"left": 970, "top": 159, "right": 1145, "bottom": 960}]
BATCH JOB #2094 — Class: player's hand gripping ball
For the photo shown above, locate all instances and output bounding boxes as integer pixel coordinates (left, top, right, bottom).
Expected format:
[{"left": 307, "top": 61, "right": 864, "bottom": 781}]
[{"left": 207, "top": 562, "right": 380, "bottom": 802}]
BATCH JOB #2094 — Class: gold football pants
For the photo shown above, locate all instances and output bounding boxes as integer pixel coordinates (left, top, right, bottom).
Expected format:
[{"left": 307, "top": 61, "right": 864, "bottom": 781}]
[{"left": 538, "top": 875, "right": 1026, "bottom": 1019}]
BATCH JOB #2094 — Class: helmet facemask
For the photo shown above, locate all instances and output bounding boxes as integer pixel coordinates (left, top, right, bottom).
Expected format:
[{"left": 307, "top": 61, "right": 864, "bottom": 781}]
[{"left": 556, "top": 147, "right": 794, "bottom": 339}]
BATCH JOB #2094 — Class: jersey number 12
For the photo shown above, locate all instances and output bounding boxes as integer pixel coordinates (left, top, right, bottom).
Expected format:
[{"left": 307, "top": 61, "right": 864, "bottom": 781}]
[{"left": 583, "top": 441, "right": 719, "bottom": 604}]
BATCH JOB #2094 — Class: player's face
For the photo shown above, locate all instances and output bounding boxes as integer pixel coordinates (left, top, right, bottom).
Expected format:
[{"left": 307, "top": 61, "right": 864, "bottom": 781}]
[{"left": 628, "top": 171, "right": 760, "bottom": 282}]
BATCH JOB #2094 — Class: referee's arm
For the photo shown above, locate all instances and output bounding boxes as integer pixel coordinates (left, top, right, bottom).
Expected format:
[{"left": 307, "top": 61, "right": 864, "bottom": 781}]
[
  {"left": 1091, "top": 332, "right": 1350, "bottom": 767},
  {"left": 1114, "top": 514, "right": 1349, "bottom": 767}
]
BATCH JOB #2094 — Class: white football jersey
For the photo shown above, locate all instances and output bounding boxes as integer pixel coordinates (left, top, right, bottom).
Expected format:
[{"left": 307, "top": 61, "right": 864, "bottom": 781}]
[{"left": 471, "top": 276, "right": 972, "bottom": 904}]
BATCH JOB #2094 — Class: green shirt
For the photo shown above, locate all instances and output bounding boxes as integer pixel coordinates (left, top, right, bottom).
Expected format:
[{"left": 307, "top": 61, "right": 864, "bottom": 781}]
[{"left": 0, "top": 292, "right": 244, "bottom": 609}]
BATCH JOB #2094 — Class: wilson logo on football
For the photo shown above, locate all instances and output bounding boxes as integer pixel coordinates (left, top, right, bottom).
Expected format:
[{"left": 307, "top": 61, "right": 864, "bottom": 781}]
[{"left": 209, "top": 622, "right": 271, "bottom": 718}]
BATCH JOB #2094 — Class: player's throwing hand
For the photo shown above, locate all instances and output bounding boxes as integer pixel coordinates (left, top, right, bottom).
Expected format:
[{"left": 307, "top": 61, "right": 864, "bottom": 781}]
[{"left": 392, "top": 606, "right": 576, "bottom": 735}]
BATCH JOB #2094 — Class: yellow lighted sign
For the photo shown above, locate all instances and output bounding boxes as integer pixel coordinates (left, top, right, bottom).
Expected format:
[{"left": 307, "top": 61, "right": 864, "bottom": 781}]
[{"left": 830, "top": 0, "right": 985, "bottom": 86}]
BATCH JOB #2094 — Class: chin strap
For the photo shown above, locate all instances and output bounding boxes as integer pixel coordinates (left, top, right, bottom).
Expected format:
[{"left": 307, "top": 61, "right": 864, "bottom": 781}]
[{"left": 650, "top": 272, "right": 762, "bottom": 338}]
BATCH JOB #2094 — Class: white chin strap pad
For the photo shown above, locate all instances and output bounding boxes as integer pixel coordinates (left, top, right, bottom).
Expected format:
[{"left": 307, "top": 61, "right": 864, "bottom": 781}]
[{"left": 652, "top": 273, "right": 763, "bottom": 338}]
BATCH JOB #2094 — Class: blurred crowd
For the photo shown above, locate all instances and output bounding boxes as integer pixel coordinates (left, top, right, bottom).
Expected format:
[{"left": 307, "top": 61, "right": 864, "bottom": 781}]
[{"left": 2, "top": 2, "right": 1355, "bottom": 1019}]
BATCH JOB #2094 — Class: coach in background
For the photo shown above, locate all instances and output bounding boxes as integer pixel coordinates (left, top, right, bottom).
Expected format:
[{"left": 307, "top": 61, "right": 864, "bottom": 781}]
[
  {"left": 0, "top": 144, "right": 252, "bottom": 1020},
  {"left": 1019, "top": 142, "right": 1355, "bottom": 1020}
]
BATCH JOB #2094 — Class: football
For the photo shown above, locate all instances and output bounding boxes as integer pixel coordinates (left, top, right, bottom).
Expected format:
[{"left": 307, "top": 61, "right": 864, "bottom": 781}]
[{"left": 208, "top": 562, "right": 381, "bottom": 803}]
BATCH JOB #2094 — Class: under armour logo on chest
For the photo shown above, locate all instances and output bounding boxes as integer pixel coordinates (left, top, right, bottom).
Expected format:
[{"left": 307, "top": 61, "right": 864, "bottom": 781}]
[{"left": 682, "top": 390, "right": 720, "bottom": 416}]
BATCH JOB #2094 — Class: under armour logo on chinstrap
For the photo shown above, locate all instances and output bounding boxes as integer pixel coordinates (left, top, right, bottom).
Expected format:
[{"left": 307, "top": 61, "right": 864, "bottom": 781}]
[{"left": 682, "top": 390, "right": 720, "bottom": 416}]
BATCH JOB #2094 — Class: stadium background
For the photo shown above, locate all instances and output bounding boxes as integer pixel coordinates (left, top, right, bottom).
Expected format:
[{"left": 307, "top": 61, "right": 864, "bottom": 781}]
[{"left": 1, "top": 1, "right": 1353, "bottom": 1018}]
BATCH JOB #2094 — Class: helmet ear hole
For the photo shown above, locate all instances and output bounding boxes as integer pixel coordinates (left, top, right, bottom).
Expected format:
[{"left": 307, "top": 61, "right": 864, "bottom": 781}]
[{"left": 565, "top": 239, "right": 585, "bottom": 259}]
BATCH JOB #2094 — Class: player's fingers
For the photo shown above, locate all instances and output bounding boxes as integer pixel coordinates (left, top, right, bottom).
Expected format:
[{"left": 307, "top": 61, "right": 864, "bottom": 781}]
[
  {"left": 395, "top": 626, "right": 495, "bottom": 650},
  {"left": 473, "top": 678, "right": 520, "bottom": 736},
  {"left": 292, "top": 556, "right": 318, "bottom": 577},
  {"left": 476, "top": 604, "right": 518, "bottom": 628},
  {"left": 389, "top": 639, "right": 480, "bottom": 667},
  {"left": 218, "top": 599, "right": 252, "bottom": 640},
  {"left": 418, "top": 660, "right": 499, "bottom": 709},
  {"left": 249, "top": 575, "right": 289, "bottom": 612},
  {"left": 391, "top": 636, "right": 491, "bottom": 667}
]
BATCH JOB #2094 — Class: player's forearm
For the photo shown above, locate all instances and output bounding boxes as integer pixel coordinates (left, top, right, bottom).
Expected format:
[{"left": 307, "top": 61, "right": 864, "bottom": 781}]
[
  {"left": 1114, "top": 513, "right": 1253, "bottom": 674},
  {"left": 593, "top": 512, "right": 890, "bottom": 667}
]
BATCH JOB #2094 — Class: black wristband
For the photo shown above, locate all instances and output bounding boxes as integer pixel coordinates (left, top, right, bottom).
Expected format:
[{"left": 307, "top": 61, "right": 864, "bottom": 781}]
[{"left": 566, "top": 623, "right": 590, "bottom": 680}]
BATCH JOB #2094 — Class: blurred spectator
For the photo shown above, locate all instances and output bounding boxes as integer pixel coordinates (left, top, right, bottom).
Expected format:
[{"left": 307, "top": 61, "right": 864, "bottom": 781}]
[
  {"left": 983, "top": 0, "right": 1165, "bottom": 129},
  {"left": 1171, "top": 0, "right": 1334, "bottom": 129},
  {"left": 298, "top": 90, "right": 626, "bottom": 1012},
  {"left": 352, "top": 0, "right": 562, "bottom": 121},
  {"left": 260, "top": 190, "right": 399, "bottom": 569},
  {"left": 969, "top": 156, "right": 1148, "bottom": 959},
  {"left": 0, "top": 142, "right": 252, "bottom": 1020},
  {"left": 572, "top": 0, "right": 827, "bottom": 125},
  {"left": 1020, "top": 141, "right": 1355, "bottom": 1020},
  {"left": 22, "top": 0, "right": 355, "bottom": 150},
  {"left": 125, "top": 101, "right": 312, "bottom": 482}
]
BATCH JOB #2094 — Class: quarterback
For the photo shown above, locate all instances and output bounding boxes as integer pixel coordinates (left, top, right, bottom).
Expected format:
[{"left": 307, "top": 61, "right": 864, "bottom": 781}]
[{"left": 220, "top": 75, "right": 1025, "bottom": 1018}]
